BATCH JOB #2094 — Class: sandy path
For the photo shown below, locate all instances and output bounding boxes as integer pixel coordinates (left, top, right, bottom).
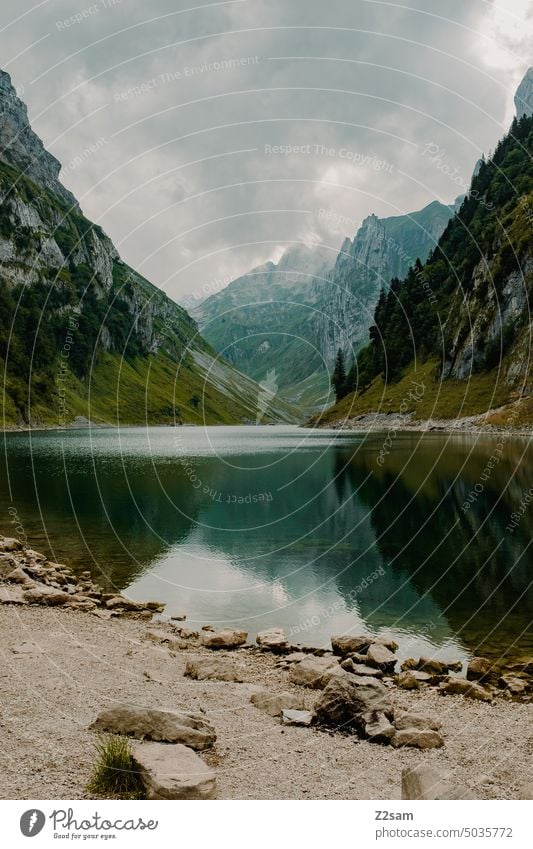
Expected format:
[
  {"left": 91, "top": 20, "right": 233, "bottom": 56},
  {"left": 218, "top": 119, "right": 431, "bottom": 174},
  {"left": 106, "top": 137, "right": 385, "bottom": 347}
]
[{"left": 0, "top": 606, "right": 531, "bottom": 800}]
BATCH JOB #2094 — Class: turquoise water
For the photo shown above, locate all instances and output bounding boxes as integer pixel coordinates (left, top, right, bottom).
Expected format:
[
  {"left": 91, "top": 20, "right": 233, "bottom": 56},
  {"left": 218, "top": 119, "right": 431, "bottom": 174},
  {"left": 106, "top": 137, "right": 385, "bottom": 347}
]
[{"left": 1, "top": 425, "right": 532, "bottom": 663}]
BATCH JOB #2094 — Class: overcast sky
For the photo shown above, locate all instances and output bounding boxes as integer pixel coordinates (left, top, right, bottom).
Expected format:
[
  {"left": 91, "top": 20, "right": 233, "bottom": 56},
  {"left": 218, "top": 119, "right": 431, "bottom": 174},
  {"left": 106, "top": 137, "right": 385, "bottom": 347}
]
[{"left": 1, "top": 0, "right": 531, "bottom": 304}]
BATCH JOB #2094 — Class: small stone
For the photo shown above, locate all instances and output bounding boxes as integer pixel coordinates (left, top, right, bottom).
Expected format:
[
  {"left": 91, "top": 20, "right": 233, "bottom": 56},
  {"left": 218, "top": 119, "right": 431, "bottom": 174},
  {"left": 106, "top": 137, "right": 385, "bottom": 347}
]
[
  {"left": 105, "top": 596, "right": 143, "bottom": 611},
  {"left": 256, "top": 627, "right": 289, "bottom": 653},
  {"left": 362, "top": 710, "right": 395, "bottom": 742},
  {"left": 498, "top": 675, "right": 528, "bottom": 696},
  {"left": 0, "top": 585, "right": 28, "bottom": 604},
  {"left": 418, "top": 656, "right": 449, "bottom": 675},
  {"left": 372, "top": 636, "right": 399, "bottom": 652},
  {"left": 401, "top": 658, "right": 419, "bottom": 671},
  {"left": 171, "top": 613, "right": 187, "bottom": 621},
  {"left": 289, "top": 656, "right": 341, "bottom": 689},
  {"left": 394, "top": 711, "right": 442, "bottom": 731},
  {"left": 331, "top": 635, "right": 371, "bottom": 656},
  {"left": 366, "top": 642, "right": 397, "bottom": 672},
  {"left": 281, "top": 709, "right": 313, "bottom": 727},
  {"left": 201, "top": 628, "right": 247, "bottom": 650},
  {"left": 6, "top": 567, "right": 34, "bottom": 585},
  {"left": 0, "top": 537, "right": 22, "bottom": 552},
  {"left": 391, "top": 729, "right": 444, "bottom": 749},
  {"left": 185, "top": 657, "right": 246, "bottom": 683},
  {"left": 250, "top": 690, "right": 304, "bottom": 717},
  {"left": 466, "top": 656, "right": 493, "bottom": 682},
  {"left": 447, "top": 660, "right": 463, "bottom": 672},
  {"left": 284, "top": 652, "right": 307, "bottom": 663},
  {"left": 396, "top": 671, "right": 421, "bottom": 690},
  {"left": 131, "top": 741, "right": 216, "bottom": 800},
  {"left": 312, "top": 674, "right": 392, "bottom": 731},
  {"left": 90, "top": 704, "right": 216, "bottom": 750},
  {"left": 341, "top": 659, "right": 383, "bottom": 678},
  {"left": 144, "top": 628, "right": 188, "bottom": 651},
  {"left": 439, "top": 679, "right": 492, "bottom": 702},
  {"left": 25, "top": 549, "right": 46, "bottom": 561}
]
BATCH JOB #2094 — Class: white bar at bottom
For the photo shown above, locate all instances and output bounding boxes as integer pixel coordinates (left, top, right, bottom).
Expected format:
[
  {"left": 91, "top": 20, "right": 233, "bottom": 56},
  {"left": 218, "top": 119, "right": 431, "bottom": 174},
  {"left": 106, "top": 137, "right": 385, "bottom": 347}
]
[{"left": 1, "top": 799, "right": 530, "bottom": 848}]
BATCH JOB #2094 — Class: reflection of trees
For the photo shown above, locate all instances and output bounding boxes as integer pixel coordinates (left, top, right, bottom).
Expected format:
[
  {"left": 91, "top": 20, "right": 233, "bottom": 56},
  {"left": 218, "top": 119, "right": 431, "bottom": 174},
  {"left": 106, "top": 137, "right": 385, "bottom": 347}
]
[
  {"left": 0, "top": 447, "right": 199, "bottom": 589},
  {"left": 347, "top": 438, "right": 533, "bottom": 659},
  {"left": 2, "top": 432, "right": 531, "bottom": 659}
]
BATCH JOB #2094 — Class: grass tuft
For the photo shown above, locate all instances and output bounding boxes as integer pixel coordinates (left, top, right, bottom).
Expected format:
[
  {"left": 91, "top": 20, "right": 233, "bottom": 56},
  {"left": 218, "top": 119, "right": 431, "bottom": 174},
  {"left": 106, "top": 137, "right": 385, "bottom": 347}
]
[{"left": 86, "top": 734, "right": 145, "bottom": 799}]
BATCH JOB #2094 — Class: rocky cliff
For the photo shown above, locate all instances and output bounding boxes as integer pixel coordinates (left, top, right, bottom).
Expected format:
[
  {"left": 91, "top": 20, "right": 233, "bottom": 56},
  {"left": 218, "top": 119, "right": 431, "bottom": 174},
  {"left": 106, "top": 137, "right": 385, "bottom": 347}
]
[
  {"left": 197, "top": 201, "right": 455, "bottom": 412},
  {"left": 0, "top": 70, "right": 296, "bottom": 426}
]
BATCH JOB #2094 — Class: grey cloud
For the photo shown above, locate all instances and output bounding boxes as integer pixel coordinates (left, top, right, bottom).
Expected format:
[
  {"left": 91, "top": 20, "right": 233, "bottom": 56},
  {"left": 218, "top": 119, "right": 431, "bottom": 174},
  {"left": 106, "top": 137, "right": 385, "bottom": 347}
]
[{"left": 0, "top": 0, "right": 529, "bottom": 302}]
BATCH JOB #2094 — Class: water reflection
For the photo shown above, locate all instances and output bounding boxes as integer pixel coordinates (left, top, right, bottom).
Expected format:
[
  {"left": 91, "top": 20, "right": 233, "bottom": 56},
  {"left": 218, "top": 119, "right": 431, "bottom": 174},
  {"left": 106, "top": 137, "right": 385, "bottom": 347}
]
[{"left": 1, "top": 427, "right": 531, "bottom": 661}]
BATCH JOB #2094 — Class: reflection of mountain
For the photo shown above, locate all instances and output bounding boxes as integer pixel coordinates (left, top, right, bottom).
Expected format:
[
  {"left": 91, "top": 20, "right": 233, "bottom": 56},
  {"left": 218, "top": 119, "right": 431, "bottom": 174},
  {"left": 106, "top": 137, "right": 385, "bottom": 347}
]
[
  {"left": 186, "top": 445, "right": 454, "bottom": 640},
  {"left": 3, "top": 429, "right": 531, "bottom": 659},
  {"left": 345, "top": 438, "right": 533, "bottom": 660}
]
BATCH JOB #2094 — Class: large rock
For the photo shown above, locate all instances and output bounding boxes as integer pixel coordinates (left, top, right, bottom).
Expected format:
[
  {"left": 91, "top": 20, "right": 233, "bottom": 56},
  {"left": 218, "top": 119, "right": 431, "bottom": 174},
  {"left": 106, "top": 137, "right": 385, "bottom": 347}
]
[
  {"left": 201, "top": 628, "right": 247, "bottom": 650},
  {"left": 439, "top": 679, "right": 492, "bottom": 702},
  {"left": 131, "top": 742, "right": 216, "bottom": 800},
  {"left": 331, "top": 635, "right": 371, "bottom": 656},
  {"left": 250, "top": 689, "right": 304, "bottom": 717},
  {"left": 313, "top": 674, "right": 392, "bottom": 731},
  {"left": 185, "top": 657, "right": 246, "bottom": 682},
  {"left": 289, "top": 656, "right": 341, "bottom": 689},
  {"left": 6, "top": 566, "right": 34, "bottom": 585},
  {"left": 256, "top": 627, "right": 289, "bottom": 653},
  {"left": 394, "top": 711, "right": 442, "bottom": 731},
  {"left": 366, "top": 642, "right": 397, "bottom": 672},
  {"left": 402, "top": 764, "right": 477, "bottom": 800},
  {"left": 90, "top": 705, "right": 216, "bottom": 750},
  {"left": 391, "top": 728, "right": 444, "bottom": 749},
  {"left": 466, "top": 657, "right": 492, "bottom": 682}
]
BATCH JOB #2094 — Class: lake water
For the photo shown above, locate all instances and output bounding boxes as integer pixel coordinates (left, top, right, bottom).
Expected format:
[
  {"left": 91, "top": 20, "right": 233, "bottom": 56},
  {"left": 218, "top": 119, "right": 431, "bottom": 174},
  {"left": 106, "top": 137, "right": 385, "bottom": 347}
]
[{"left": 1, "top": 425, "right": 532, "bottom": 664}]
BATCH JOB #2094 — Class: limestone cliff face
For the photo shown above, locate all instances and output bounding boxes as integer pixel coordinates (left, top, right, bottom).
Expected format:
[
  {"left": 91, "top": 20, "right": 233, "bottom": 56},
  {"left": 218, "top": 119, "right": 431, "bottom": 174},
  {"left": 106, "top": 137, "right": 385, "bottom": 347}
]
[
  {"left": 311, "top": 201, "right": 456, "bottom": 367},
  {"left": 198, "top": 202, "right": 455, "bottom": 407},
  {"left": 0, "top": 71, "right": 78, "bottom": 209},
  {"left": 514, "top": 67, "right": 533, "bottom": 119}
]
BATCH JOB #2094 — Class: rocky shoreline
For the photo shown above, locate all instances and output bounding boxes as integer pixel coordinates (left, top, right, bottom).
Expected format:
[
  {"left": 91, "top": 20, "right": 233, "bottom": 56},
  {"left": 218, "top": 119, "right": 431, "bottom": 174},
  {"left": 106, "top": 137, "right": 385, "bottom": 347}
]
[
  {"left": 325, "top": 411, "right": 533, "bottom": 436},
  {"left": 1, "top": 534, "right": 532, "bottom": 801}
]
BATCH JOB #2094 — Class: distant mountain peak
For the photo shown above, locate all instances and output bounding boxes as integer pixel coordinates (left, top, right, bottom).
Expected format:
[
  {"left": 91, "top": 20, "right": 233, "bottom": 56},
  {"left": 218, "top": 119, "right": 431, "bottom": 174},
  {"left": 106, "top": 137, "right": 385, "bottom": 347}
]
[{"left": 515, "top": 67, "right": 533, "bottom": 118}]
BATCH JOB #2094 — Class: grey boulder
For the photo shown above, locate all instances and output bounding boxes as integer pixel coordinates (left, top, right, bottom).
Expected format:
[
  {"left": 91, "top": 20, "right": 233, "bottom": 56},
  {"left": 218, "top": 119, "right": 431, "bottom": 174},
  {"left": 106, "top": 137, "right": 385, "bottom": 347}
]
[{"left": 90, "top": 704, "right": 216, "bottom": 750}]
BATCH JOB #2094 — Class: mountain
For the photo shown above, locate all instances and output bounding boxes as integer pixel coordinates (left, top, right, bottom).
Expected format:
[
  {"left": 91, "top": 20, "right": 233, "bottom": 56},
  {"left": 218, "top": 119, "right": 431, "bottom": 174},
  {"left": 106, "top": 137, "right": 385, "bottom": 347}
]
[
  {"left": 515, "top": 66, "right": 533, "bottom": 119},
  {"left": 319, "top": 109, "right": 533, "bottom": 427},
  {"left": 193, "top": 243, "right": 336, "bottom": 411},
  {"left": 197, "top": 202, "right": 456, "bottom": 413},
  {"left": 0, "top": 70, "right": 296, "bottom": 427}
]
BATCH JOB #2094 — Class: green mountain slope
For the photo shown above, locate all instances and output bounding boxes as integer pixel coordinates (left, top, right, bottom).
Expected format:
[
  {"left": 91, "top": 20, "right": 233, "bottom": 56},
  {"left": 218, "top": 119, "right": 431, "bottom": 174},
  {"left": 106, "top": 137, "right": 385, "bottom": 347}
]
[
  {"left": 0, "top": 70, "right": 297, "bottom": 427},
  {"left": 319, "top": 114, "right": 533, "bottom": 427},
  {"left": 197, "top": 201, "right": 456, "bottom": 415}
]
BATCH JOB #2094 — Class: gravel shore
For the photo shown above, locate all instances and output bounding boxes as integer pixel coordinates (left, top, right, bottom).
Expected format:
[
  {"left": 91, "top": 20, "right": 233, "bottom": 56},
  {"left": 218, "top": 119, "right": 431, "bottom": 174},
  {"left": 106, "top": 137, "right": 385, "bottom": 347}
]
[{"left": 0, "top": 605, "right": 531, "bottom": 801}]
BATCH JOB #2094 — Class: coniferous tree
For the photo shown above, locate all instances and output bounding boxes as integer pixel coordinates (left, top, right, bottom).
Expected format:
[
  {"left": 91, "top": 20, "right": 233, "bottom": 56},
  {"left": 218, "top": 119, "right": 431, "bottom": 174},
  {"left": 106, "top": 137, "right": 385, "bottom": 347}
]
[{"left": 332, "top": 348, "right": 346, "bottom": 400}]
